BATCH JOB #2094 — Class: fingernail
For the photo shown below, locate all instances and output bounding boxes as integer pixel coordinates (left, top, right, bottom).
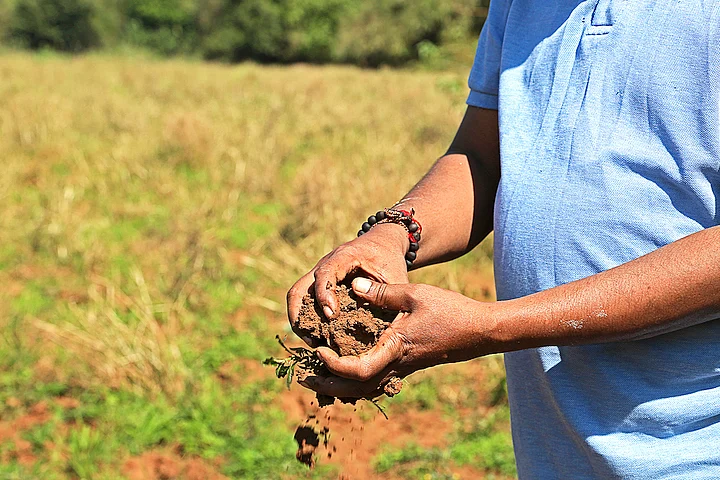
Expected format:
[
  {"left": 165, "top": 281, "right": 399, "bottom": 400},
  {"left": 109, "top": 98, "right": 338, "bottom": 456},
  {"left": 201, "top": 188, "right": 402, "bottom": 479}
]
[
  {"left": 323, "top": 306, "right": 334, "bottom": 318},
  {"left": 353, "top": 277, "right": 372, "bottom": 294}
]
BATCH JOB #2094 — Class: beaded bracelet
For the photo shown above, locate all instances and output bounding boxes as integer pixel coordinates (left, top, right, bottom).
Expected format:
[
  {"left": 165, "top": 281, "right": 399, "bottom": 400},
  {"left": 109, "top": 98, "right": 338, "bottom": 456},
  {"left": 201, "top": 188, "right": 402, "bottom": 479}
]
[{"left": 357, "top": 208, "right": 422, "bottom": 268}]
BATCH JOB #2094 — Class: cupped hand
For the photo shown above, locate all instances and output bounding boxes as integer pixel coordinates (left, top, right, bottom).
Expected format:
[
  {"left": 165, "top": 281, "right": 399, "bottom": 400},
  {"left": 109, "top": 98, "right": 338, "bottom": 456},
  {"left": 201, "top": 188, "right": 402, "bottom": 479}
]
[
  {"left": 287, "top": 223, "right": 411, "bottom": 346},
  {"left": 298, "top": 277, "right": 500, "bottom": 399}
]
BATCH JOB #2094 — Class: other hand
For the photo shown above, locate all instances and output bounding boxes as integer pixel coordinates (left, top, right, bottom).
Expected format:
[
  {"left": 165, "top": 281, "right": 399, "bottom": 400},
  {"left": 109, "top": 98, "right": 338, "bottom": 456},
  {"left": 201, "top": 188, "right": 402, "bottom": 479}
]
[{"left": 298, "top": 277, "right": 499, "bottom": 398}]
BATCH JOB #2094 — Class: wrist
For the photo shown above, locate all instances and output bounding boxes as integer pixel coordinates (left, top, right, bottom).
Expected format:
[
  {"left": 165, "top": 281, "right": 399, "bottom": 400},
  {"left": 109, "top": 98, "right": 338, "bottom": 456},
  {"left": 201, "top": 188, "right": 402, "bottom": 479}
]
[
  {"left": 485, "top": 297, "right": 545, "bottom": 353},
  {"left": 359, "top": 208, "right": 423, "bottom": 268},
  {"left": 466, "top": 299, "right": 520, "bottom": 355},
  {"left": 364, "top": 222, "right": 410, "bottom": 256}
]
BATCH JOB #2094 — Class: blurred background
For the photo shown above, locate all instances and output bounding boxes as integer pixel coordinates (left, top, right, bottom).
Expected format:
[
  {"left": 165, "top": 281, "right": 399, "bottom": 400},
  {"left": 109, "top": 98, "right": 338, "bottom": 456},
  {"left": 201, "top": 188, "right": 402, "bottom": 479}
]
[{"left": 0, "top": 0, "right": 514, "bottom": 478}]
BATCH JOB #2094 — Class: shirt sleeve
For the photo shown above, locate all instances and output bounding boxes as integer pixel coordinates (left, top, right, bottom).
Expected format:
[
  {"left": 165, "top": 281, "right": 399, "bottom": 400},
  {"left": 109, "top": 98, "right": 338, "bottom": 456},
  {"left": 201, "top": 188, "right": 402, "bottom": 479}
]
[{"left": 467, "top": 0, "right": 513, "bottom": 110}]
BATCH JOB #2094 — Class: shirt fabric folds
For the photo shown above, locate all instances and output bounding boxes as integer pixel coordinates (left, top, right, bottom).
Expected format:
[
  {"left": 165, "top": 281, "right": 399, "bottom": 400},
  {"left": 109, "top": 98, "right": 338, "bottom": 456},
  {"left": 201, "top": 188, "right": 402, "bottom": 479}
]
[{"left": 467, "top": 0, "right": 720, "bottom": 478}]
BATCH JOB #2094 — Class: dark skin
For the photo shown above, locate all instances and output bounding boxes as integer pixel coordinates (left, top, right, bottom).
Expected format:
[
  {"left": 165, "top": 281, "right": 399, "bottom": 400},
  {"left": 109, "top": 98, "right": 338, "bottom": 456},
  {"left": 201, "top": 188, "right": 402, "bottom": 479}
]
[{"left": 287, "top": 106, "right": 720, "bottom": 398}]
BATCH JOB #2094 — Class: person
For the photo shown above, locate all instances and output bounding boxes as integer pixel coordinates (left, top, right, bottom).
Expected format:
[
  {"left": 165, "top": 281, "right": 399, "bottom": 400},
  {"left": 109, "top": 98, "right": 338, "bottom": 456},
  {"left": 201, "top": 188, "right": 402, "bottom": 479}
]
[{"left": 287, "top": 0, "right": 720, "bottom": 477}]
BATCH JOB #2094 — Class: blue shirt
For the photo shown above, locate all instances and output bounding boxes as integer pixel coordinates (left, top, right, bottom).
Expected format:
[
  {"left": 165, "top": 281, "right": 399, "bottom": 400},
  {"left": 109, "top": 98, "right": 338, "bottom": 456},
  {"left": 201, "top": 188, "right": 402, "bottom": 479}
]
[{"left": 468, "top": 1, "right": 720, "bottom": 478}]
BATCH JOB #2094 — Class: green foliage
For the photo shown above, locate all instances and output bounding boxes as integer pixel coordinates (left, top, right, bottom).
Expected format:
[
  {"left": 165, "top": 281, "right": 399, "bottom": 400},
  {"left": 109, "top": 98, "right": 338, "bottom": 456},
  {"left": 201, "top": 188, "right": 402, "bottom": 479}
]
[
  {"left": 0, "top": 0, "right": 16, "bottom": 43},
  {"left": 2, "top": 0, "right": 489, "bottom": 66},
  {"left": 335, "top": 0, "right": 477, "bottom": 66},
  {"left": 450, "top": 410, "right": 516, "bottom": 476},
  {"left": 10, "top": 0, "right": 100, "bottom": 51},
  {"left": 263, "top": 335, "right": 323, "bottom": 389},
  {"left": 124, "top": 0, "right": 197, "bottom": 55},
  {"left": 198, "top": 0, "right": 349, "bottom": 62}
]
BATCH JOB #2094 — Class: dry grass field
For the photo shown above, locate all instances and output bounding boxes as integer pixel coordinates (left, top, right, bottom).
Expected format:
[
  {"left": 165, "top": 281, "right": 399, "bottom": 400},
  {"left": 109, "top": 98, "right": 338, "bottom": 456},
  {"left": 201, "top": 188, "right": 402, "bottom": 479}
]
[{"left": 0, "top": 52, "right": 513, "bottom": 479}]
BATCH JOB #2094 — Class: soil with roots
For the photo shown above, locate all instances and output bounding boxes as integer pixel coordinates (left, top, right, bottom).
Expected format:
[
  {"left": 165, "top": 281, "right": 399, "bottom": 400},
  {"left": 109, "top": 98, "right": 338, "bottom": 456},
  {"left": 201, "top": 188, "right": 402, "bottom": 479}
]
[{"left": 292, "top": 283, "right": 404, "bottom": 467}]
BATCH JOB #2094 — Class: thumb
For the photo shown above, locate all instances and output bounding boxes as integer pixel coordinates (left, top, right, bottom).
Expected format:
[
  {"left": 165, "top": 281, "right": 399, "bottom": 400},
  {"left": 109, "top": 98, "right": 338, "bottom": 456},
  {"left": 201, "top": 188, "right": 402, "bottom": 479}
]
[
  {"left": 316, "top": 329, "right": 403, "bottom": 381},
  {"left": 351, "top": 277, "right": 412, "bottom": 311}
]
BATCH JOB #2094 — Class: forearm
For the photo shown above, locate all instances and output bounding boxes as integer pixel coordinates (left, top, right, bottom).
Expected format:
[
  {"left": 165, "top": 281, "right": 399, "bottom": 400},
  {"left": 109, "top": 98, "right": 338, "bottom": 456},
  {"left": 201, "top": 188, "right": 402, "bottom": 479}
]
[
  {"left": 383, "top": 107, "right": 500, "bottom": 268},
  {"left": 487, "top": 225, "right": 720, "bottom": 351}
]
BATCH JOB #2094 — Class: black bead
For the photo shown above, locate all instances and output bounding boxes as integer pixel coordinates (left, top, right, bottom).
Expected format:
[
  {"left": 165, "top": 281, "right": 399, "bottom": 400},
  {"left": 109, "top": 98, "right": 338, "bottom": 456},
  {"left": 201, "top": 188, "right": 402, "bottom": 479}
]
[
  {"left": 362, "top": 222, "right": 372, "bottom": 232},
  {"left": 357, "top": 230, "right": 364, "bottom": 237},
  {"left": 406, "top": 259, "right": 413, "bottom": 269},
  {"left": 405, "top": 251, "right": 417, "bottom": 261},
  {"left": 376, "top": 211, "right": 386, "bottom": 221},
  {"left": 413, "top": 232, "right": 421, "bottom": 241},
  {"left": 408, "top": 222, "right": 418, "bottom": 233},
  {"left": 368, "top": 215, "right": 377, "bottom": 225},
  {"left": 409, "top": 242, "right": 419, "bottom": 252}
]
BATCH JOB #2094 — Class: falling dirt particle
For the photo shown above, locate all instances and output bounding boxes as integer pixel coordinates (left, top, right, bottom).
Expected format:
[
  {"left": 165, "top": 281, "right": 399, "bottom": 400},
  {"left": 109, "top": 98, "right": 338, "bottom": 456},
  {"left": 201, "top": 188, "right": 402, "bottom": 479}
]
[{"left": 294, "top": 426, "right": 320, "bottom": 468}]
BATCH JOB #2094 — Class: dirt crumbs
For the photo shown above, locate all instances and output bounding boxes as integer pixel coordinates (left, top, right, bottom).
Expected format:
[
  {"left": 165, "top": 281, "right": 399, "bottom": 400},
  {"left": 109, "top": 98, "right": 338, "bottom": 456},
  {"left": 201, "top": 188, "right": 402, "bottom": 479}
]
[
  {"left": 294, "top": 425, "right": 322, "bottom": 467},
  {"left": 383, "top": 376, "right": 403, "bottom": 397},
  {"left": 297, "top": 284, "right": 395, "bottom": 356},
  {"left": 283, "top": 283, "right": 406, "bottom": 467},
  {"left": 296, "top": 284, "right": 404, "bottom": 397}
]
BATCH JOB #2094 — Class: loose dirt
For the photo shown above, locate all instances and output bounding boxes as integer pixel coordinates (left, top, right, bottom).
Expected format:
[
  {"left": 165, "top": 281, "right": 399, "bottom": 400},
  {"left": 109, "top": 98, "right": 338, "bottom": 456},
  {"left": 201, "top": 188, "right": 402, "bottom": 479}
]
[
  {"left": 289, "top": 283, "right": 406, "bottom": 468},
  {"left": 297, "top": 284, "right": 396, "bottom": 357},
  {"left": 295, "top": 283, "right": 404, "bottom": 400}
]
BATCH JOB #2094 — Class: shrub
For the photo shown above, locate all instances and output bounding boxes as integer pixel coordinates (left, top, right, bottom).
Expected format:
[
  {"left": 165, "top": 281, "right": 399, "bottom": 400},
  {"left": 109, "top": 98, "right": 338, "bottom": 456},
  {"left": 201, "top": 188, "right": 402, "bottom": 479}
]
[
  {"left": 124, "top": 0, "right": 197, "bottom": 55},
  {"left": 10, "top": 0, "right": 100, "bottom": 52},
  {"left": 335, "top": 0, "right": 483, "bottom": 66},
  {"left": 0, "top": 0, "right": 15, "bottom": 44},
  {"left": 4, "top": 0, "right": 491, "bottom": 65},
  {"left": 198, "top": 0, "right": 348, "bottom": 63}
]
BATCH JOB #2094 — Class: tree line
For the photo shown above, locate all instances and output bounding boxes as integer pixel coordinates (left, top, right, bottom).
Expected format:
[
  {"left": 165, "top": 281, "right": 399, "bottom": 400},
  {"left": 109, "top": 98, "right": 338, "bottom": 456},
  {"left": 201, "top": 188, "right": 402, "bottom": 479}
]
[{"left": 0, "top": 0, "right": 490, "bottom": 66}]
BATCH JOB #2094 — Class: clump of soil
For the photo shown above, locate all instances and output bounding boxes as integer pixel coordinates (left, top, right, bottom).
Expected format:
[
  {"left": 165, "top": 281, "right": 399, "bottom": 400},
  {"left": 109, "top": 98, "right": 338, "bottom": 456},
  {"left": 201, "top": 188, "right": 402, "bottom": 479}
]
[
  {"left": 270, "top": 283, "right": 407, "bottom": 468},
  {"left": 294, "top": 425, "right": 321, "bottom": 467},
  {"left": 291, "top": 283, "right": 408, "bottom": 467},
  {"left": 295, "top": 283, "right": 403, "bottom": 399},
  {"left": 297, "top": 284, "right": 396, "bottom": 356},
  {"left": 383, "top": 376, "right": 403, "bottom": 397}
]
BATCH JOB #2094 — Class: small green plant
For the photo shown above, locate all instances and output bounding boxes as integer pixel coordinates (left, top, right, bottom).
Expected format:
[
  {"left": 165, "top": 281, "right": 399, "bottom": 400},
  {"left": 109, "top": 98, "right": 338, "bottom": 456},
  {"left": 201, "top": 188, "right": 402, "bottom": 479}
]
[
  {"left": 264, "top": 335, "right": 389, "bottom": 419},
  {"left": 263, "top": 335, "right": 324, "bottom": 390}
]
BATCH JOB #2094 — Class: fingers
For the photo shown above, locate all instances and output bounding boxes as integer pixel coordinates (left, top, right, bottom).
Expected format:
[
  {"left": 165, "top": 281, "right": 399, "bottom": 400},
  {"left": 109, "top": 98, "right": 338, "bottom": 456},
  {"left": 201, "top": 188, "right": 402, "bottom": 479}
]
[
  {"left": 316, "top": 330, "right": 404, "bottom": 381},
  {"left": 313, "top": 254, "right": 359, "bottom": 319},
  {"left": 287, "top": 272, "right": 314, "bottom": 325},
  {"left": 351, "top": 277, "right": 413, "bottom": 311},
  {"left": 286, "top": 272, "right": 321, "bottom": 347},
  {"left": 298, "top": 374, "right": 381, "bottom": 399}
]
